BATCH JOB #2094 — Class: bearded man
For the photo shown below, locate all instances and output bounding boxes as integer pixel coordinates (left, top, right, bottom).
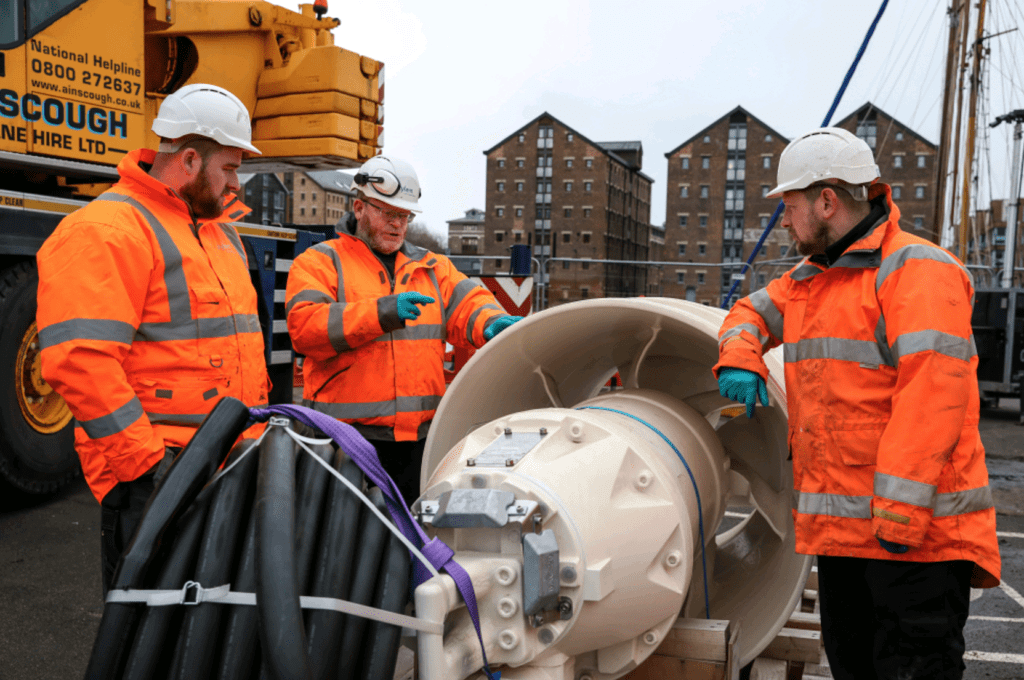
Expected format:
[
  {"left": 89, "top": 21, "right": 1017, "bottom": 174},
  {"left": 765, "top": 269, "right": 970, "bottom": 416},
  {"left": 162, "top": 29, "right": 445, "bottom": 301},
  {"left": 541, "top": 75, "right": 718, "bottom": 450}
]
[
  {"left": 285, "top": 156, "right": 521, "bottom": 504},
  {"left": 36, "top": 84, "right": 270, "bottom": 594}
]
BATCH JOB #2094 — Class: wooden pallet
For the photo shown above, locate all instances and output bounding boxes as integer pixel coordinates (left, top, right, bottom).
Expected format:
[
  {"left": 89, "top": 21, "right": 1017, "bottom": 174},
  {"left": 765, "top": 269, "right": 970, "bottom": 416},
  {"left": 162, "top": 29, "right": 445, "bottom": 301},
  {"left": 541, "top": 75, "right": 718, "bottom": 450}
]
[{"left": 624, "top": 566, "right": 831, "bottom": 680}]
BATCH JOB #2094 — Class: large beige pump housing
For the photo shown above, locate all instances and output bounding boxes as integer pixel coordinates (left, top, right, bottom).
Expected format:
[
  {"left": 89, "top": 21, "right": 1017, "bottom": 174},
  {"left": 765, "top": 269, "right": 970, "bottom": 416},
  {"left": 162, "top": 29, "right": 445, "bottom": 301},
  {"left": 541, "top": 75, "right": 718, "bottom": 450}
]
[{"left": 414, "top": 298, "right": 810, "bottom": 680}]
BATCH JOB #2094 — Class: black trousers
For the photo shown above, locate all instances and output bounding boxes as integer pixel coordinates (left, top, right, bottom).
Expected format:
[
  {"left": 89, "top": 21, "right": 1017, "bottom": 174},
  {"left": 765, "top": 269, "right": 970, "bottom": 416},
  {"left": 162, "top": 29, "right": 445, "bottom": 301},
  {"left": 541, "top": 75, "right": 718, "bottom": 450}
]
[
  {"left": 99, "top": 448, "right": 177, "bottom": 596},
  {"left": 100, "top": 472, "right": 156, "bottom": 596},
  {"left": 371, "top": 438, "right": 426, "bottom": 508},
  {"left": 817, "top": 555, "right": 973, "bottom": 680}
]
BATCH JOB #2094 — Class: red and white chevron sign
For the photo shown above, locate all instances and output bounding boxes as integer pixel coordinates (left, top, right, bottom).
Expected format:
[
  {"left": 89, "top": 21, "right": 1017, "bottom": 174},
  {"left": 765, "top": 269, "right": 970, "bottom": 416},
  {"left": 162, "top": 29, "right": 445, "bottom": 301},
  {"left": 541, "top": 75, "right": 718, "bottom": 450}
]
[{"left": 470, "top": 276, "right": 533, "bottom": 316}]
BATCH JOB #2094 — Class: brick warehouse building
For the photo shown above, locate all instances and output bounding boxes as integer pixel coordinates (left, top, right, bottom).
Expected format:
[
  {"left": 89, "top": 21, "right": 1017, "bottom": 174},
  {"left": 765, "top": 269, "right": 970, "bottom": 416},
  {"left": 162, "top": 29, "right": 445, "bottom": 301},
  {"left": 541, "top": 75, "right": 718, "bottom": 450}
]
[
  {"left": 482, "top": 112, "right": 654, "bottom": 308},
  {"left": 663, "top": 106, "right": 791, "bottom": 305},
  {"left": 663, "top": 103, "right": 939, "bottom": 306}
]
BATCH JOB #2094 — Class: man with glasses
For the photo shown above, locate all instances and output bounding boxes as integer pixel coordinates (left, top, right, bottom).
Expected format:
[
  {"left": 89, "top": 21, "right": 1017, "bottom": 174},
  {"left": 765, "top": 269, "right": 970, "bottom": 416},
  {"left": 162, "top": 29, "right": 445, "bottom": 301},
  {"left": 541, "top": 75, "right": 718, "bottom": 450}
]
[
  {"left": 713, "top": 127, "right": 1000, "bottom": 679},
  {"left": 286, "top": 156, "right": 521, "bottom": 503}
]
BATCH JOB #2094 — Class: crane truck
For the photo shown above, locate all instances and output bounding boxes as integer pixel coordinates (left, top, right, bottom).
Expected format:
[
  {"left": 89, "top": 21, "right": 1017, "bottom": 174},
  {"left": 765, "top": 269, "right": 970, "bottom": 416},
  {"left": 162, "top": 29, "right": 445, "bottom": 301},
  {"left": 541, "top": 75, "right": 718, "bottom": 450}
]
[{"left": 0, "top": 0, "right": 383, "bottom": 495}]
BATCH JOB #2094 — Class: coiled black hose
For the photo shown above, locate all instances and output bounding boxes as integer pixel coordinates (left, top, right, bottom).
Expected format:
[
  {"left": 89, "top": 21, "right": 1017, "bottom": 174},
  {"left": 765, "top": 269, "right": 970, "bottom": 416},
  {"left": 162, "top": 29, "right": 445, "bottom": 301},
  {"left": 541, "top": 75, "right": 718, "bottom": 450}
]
[
  {"left": 85, "top": 408, "right": 410, "bottom": 680},
  {"left": 254, "top": 421, "right": 312, "bottom": 680},
  {"left": 84, "top": 397, "right": 252, "bottom": 680},
  {"left": 305, "top": 453, "right": 364, "bottom": 680},
  {"left": 335, "top": 487, "right": 390, "bottom": 680},
  {"left": 168, "top": 441, "right": 260, "bottom": 679}
]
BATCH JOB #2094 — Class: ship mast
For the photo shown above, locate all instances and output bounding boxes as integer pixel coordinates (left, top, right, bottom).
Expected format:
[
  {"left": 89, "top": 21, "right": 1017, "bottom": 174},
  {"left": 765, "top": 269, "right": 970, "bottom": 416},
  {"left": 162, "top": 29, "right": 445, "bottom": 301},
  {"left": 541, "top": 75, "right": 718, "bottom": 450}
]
[{"left": 957, "top": 0, "right": 988, "bottom": 260}]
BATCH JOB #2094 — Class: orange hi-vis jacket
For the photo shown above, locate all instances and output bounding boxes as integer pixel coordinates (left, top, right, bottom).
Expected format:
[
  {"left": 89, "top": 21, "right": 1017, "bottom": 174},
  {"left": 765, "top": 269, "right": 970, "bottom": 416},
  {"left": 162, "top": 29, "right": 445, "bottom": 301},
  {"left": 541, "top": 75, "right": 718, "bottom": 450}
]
[
  {"left": 37, "top": 148, "right": 269, "bottom": 503},
  {"left": 286, "top": 233, "right": 506, "bottom": 441},
  {"left": 714, "top": 184, "right": 1000, "bottom": 588}
]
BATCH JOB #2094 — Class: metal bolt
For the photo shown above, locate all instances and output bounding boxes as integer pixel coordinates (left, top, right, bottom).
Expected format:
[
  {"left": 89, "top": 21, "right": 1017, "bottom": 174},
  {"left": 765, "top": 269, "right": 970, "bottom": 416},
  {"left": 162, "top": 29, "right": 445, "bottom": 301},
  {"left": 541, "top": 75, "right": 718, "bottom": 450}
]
[
  {"left": 664, "top": 551, "right": 681, "bottom": 568},
  {"left": 539, "top": 427, "right": 548, "bottom": 435},
  {"left": 504, "top": 427, "right": 512, "bottom": 436},
  {"left": 643, "top": 630, "right": 658, "bottom": 645},
  {"left": 532, "top": 513, "right": 543, "bottom": 533},
  {"left": 558, "top": 597, "right": 573, "bottom": 620},
  {"left": 579, "top": 674, "right": 594, "bottom": 680},
  {"left": 515, "top": 505, "right": 524, "bottom": 513},
  {"left": 560, "top": 565, "right": 577, "bottom": 583},
  {"left": 635, "top": 470, "right": 653, "bottom": 490},
  {"left": 466, "top": 458, "right": 476, "bottom": 467},
  {"left": 505, "top": 458, "right": 515, "bottom": 467}
]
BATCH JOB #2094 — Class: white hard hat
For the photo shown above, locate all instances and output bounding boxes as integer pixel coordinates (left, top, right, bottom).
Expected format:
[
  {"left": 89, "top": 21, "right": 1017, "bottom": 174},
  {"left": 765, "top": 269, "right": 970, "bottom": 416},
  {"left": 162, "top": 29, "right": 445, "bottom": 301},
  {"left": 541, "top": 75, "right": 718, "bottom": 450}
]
[
  {"left": 152, "top": 83, "right": 261, "bottom": 155},
  {"left": 766, "top": 127, "right": 878, "bottom": 199},
  {"left": 353, "top": 156, "right": 422, "bottom": 213}
]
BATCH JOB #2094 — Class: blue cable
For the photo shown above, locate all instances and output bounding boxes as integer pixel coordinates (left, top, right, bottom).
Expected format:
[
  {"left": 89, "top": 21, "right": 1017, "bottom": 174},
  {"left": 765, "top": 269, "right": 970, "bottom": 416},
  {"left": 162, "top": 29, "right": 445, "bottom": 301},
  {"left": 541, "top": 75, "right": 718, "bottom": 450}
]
[
  {"left": 721, "top": 0, "right": 890, "bottom": 309},
  {"left": 576, "top": 406, "right": 711, "bottom": 619}
]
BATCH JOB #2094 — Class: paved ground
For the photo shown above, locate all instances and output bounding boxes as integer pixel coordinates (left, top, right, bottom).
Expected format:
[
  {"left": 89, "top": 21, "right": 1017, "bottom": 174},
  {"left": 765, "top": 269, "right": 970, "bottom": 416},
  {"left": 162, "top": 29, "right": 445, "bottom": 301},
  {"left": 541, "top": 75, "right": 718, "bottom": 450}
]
[{"left": 2, "top": 401, "right": 1022, "bottom": 680}]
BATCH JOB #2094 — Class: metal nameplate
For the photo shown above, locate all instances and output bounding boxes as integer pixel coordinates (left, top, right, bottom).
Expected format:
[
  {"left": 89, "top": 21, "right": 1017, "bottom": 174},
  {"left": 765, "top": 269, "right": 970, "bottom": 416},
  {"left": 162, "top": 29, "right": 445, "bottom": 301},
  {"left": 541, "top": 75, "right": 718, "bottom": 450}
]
[{"left": 473, "top": 431, "right": 545, "bottom": 468}]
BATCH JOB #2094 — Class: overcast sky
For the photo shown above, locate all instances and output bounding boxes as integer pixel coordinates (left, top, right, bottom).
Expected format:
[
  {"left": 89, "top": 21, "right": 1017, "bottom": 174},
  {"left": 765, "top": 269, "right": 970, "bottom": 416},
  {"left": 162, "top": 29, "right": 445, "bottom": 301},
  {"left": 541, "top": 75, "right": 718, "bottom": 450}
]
[{"left": 280, "top": 1, "right": 1024, "bottom": 240}]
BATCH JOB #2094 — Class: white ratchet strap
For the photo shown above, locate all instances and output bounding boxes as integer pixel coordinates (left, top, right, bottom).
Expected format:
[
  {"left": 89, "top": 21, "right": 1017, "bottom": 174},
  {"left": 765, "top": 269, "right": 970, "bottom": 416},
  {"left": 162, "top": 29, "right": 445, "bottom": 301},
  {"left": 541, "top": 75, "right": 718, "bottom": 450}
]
[{"left": 105, "top": 581, "right": 442, "bottom": 635}]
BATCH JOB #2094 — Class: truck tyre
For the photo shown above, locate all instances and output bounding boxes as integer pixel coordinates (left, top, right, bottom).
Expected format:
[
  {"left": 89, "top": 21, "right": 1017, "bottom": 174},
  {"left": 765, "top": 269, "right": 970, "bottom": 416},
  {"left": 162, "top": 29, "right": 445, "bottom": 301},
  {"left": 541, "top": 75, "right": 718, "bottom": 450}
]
[{"left": 0, "top": 261, "right": 78, "bottom": 495}]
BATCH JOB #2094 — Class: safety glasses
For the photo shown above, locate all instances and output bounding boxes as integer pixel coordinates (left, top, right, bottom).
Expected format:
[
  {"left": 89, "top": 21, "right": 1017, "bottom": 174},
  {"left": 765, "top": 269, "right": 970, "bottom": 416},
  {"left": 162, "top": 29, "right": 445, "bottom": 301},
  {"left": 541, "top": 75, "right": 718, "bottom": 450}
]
[{"left": 363, "top": 199, "right": 411, "bottom": 225}]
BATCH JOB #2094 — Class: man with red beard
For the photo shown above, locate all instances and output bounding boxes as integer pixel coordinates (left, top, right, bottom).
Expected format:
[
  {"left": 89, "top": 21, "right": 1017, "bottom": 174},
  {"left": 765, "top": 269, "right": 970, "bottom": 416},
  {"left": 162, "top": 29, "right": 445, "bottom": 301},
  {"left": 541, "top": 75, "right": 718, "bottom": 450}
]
[
  {"left": 714, "top": 127, "right": 1000, "bottom": 679},
  {"left": 37, "top": 84, "right": 270, "bottom": 594}
]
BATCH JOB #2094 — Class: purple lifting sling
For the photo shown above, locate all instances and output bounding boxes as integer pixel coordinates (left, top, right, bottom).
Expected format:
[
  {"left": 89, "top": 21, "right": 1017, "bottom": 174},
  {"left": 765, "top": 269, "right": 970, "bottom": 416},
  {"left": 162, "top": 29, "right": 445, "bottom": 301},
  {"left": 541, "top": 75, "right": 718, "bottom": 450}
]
[{"left": 250, "top": 404, "right": 500, "bottom": 679}]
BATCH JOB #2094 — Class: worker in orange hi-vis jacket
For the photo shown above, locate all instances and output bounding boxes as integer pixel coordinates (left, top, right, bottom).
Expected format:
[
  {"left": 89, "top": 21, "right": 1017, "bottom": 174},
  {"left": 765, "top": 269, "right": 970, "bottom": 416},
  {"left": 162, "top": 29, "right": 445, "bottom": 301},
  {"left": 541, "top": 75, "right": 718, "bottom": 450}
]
[
  {"left": 36, "top": 84, "right": 270, "bottom": 595},
  {"left": 714, "top": 127, "right": 1000, "bottom": 680},
  {"left": 285, "top": 156, "right": 522, "bottom": 505}
]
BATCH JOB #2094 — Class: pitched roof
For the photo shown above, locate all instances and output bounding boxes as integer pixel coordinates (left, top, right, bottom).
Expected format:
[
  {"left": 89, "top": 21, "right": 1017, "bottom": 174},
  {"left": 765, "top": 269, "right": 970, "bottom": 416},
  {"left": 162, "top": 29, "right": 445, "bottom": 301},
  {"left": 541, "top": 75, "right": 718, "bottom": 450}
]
[
  {"left": 664, "top": 105, "right": 790, "bottom": 157},
  {"left": 483, "top": 111, "right": 655, "bottom": 183},
  {"left": 832, "top": 101, "right": 937, "bottom": 148},
  {"left": 305, "top": 170, "right": 356, "bottom": 193},
  {"left": 447, "top": 208, "right": 486, "bottom": 225}
]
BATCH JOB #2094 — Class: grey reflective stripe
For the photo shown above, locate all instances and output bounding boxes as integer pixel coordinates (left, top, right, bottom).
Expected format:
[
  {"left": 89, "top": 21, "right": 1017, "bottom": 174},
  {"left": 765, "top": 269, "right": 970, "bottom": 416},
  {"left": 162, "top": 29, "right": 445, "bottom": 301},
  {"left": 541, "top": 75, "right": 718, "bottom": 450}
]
[
  {"left": 876, "top": 243, "right": 965, "bottom": 293},
  {"left": 286, "top": 289, "right": 334, "bottom": 316},
  {"left": 79, "top": 396, "right": 145, "bottom": 439},
  {"left": 721, "top": 323, "right": 768, "bottom": 348},
  {"left": 873, "top": 314, "right": 895, "bottom": 367},
  {"left": 308, "top": 394, "right": 443, "bottom": 420},
  {"left": 874, "top": 472, "right": 936, "bottom": 508},
  {"left": 381, "top": 324, "right": 445, "bottom": 342},
  {"left": 794, "top": 491, "right": 872, "bottom": 518},
  {"left": 94, "top": 193, "right": 193, "bottom": 339},
  {"left": 748, "top": 288, "right": 783, "bottom": 341},
  {"left": 446, "top": 279, "right": 481, "bottom": 318},
  {"left": 466, "top": 303, "right": 502, "bottom": 344},
  {"left": 311, "top": 242, "right": 345, "bottom": 303},
  {"left": 146, "top": 412, "right": 207, "bottom": 425},
  {"left": 934, "top": 485, "right": 994, "bottom": 517},
  {"left": 327, "top": 303, "right": 351, "bottom": 352},
  {"left": 38, "top": 318, "right": 136, "bottom": 348},
  {"left": 784, "top": 337, "right": 892, "bottom": 366},
  {"left": 831, "top": 250, "right": 880, "bottom": 270},
  {"left": 428, "top": 270, "right": 446, "bottom": 329},
  {"left": 134, "top": 314, "right": 261, "bottom": 342},
  {"left": 790, "top": 262, "right": 823, "bottom": 281},
  {"left": 200, "top": 314, "right": 261, "bottom": 337},
  {"left": 202, "top": 388, "right": 219, "bottom": 400},
  {"left": 890, "top": 330, "right": 977, "bottom": 364},
  {"left": 217, "top": 223, "right": 246, "bottom": 264}
]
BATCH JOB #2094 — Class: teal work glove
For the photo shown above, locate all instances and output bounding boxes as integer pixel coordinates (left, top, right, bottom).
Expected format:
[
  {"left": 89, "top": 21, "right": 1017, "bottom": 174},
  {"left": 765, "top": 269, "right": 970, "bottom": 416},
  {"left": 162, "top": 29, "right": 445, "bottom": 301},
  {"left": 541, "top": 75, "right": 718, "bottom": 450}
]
[
  {"left": 396, "top": 292, "right": 435, "bottom": 320},
  {"left": 717, "top": 367, "right": 769, "bottom": 418},
  {"left": 483, "top": 315, "right": 523, "bottom": 341},
  {"left": 877, "top": 537, "right": 909, "bottom": 554}
]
